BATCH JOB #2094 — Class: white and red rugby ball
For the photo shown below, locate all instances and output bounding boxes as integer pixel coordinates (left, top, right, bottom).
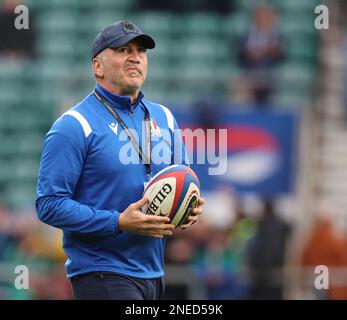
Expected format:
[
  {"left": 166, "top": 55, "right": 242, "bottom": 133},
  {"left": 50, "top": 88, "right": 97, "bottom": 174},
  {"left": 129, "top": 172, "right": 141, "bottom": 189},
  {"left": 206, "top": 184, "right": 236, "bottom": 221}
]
[{"left": 143, "top": 165, "right": 200, "bottom": 228}]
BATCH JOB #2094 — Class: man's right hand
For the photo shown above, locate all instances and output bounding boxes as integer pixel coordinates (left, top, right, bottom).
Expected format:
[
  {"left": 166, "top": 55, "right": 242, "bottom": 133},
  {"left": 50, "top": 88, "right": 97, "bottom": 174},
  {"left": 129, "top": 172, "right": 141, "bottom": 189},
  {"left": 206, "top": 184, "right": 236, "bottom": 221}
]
[{"left": 118, "top": 197, "right": 174, "bottom": 238}]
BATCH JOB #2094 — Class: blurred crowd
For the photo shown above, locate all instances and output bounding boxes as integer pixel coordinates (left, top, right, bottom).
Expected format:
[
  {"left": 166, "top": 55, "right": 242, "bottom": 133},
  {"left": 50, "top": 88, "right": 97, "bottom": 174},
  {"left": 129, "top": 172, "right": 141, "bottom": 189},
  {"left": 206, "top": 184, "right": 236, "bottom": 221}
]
[
  {"left": 0, "top": 0, "right": 36, "bottom": 62},
  {"left": 164, "top": 188, "right": 292, "bottom": 300},
  {"left": 2, "top": 189, "right": 347, "bottom": 300},
  {"left": 235, "top": 4, "right": 285, "bottom": 107},
  {"left": 0, "top": 198, "right": 72, "bottom": 299}
]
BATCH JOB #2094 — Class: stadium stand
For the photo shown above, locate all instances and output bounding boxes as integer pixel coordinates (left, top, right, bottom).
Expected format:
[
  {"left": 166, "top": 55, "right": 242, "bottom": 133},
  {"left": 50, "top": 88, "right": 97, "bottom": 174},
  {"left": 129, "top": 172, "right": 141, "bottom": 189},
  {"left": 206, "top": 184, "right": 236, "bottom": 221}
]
[{"left": 0, "top": 0, "right": 320, "bottom": 209}]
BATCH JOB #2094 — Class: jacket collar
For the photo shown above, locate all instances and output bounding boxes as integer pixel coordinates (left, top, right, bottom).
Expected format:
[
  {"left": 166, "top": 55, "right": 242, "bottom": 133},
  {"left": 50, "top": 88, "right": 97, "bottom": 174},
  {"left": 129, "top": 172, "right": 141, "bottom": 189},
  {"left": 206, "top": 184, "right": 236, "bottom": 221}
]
[{"left": 95, "top": 83, "right": 144, "bottom": 112}]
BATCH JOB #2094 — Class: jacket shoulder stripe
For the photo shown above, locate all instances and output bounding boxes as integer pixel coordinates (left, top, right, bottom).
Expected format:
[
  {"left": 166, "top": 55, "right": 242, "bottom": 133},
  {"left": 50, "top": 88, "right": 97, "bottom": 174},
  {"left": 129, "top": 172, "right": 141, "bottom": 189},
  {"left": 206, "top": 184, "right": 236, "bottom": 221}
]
[
  {"left": 160, "top": 105, "right": 174, "bottom": 131},
  {"left": 63, "top": 110, "right": 92, "bottom": 137}
]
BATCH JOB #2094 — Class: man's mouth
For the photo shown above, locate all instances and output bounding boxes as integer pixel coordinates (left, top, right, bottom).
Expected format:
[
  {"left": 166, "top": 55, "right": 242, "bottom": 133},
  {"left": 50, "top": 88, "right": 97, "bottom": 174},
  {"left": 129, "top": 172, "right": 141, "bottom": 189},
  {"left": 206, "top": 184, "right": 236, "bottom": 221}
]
[{"left": 127, "top": 67, "right": 140, "bottom": 73}]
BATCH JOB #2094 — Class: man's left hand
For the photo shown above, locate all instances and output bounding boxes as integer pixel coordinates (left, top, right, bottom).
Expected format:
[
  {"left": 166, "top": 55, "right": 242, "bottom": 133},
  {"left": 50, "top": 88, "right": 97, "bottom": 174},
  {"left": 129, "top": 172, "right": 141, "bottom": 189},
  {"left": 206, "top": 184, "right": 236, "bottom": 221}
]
[{"left": 179, "top": 197, "right": 205, "bottom": 230}]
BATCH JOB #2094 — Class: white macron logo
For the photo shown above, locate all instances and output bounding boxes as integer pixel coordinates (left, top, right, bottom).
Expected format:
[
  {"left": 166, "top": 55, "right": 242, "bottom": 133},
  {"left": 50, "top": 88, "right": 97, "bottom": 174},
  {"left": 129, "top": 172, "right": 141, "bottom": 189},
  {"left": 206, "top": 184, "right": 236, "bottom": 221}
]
[{"left": 108, "top": 122, "right": 118, "bottom": 135}]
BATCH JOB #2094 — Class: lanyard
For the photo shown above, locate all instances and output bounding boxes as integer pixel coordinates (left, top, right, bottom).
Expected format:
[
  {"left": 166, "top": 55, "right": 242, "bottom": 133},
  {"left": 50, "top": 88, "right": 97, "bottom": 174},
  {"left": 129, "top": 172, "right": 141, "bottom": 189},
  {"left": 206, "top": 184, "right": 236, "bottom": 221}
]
[{"left": 93, "top": 88, "right": 152, "bottom": 179}]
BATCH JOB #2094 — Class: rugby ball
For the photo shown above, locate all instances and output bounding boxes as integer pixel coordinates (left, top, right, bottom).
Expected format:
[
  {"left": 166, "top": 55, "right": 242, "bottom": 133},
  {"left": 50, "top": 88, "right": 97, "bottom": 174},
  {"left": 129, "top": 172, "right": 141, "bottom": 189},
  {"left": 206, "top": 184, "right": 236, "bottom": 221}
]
[{"left": 143, "top": 165, "right": 200, "bottom": 228}]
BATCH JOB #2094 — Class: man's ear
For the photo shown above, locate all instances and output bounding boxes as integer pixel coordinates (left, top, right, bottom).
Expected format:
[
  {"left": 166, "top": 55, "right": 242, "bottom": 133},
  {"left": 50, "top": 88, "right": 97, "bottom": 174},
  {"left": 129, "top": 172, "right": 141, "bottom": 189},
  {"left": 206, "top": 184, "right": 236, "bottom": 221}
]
[{"left": 92, "top": 57, "right": 104, "bottom": 78}]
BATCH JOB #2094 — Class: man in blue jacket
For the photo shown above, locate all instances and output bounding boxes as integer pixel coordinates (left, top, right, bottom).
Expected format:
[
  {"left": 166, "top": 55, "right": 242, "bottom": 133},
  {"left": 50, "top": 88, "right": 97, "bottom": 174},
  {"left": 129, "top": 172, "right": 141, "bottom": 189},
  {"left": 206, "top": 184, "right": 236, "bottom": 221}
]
[{"left": 36, "top": 20, "right": 204, "bottom": 300}]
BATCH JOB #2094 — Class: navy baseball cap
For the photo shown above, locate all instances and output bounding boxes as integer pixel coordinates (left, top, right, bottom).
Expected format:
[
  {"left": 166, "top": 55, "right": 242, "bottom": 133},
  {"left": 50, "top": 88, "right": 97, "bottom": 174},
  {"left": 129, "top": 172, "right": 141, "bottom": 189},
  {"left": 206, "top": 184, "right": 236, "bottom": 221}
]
[{"left": 91, "top": 20, "right": 155, "bottom": 59}]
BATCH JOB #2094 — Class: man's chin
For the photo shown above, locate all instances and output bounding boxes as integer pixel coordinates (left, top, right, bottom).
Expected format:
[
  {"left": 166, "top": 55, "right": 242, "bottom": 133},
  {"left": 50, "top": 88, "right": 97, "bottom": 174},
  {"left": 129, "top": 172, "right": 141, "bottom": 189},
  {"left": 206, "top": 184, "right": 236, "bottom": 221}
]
[
  {"left": 126, "top": 80, "right": 143, "bottom": 91},
  {"left": 121, "top": 84, "right": 141, "bottom": 97}
]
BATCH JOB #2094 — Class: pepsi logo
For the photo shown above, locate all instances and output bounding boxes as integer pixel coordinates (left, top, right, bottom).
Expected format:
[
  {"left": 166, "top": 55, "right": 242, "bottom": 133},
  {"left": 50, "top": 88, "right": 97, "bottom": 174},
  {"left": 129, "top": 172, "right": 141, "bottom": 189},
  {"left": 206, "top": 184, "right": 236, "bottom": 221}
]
[{"left": 224, "top": 126, "right": 280, "bottom": 184}]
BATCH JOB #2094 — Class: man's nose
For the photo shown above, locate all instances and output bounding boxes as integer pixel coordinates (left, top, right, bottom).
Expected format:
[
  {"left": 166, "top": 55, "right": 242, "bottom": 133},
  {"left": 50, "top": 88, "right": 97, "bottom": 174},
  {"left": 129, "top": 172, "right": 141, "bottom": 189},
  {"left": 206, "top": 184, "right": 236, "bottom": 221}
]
[{"left": 128, "top": 49, "right": 141, "bottom": 62}]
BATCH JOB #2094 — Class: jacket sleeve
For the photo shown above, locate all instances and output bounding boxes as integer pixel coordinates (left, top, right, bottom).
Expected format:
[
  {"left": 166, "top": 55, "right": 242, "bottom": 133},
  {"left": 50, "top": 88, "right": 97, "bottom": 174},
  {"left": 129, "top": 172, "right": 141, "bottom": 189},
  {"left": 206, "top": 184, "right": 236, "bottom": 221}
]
[{"left": 35, "top": 113, "right": 121, "bottom": 236}]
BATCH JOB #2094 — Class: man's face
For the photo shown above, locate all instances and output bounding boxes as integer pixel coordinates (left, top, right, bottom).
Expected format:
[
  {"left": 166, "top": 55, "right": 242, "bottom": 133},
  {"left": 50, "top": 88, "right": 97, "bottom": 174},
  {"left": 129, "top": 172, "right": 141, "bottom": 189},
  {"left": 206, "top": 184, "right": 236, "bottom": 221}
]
[{"left": 94, "top": 39, "right": 148, "bottom": 97}]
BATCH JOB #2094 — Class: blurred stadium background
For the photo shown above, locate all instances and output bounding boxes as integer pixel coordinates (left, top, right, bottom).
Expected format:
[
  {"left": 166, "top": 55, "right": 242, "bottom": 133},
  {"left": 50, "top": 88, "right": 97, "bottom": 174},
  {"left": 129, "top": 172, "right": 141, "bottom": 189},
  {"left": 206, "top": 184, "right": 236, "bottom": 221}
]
[{"left": 1, "top": 0, "right": 347, "bottom": 300}]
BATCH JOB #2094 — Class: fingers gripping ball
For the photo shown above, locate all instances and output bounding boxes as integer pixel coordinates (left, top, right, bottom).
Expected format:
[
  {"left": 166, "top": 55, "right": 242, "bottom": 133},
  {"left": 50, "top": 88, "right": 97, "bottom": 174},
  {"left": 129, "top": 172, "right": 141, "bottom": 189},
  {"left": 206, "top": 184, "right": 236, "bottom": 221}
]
[{"left": 143, "top": 165, "right": 200, "bottom": 228}]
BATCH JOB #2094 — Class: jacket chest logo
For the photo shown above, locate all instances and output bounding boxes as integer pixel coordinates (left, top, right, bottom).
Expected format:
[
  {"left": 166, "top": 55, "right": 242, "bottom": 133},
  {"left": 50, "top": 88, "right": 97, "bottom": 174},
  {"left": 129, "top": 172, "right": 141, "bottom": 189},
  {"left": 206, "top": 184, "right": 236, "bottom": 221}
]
[
  {"left": 108, "top": 122, "right": 118, "bottom": 135},
  {"left": 150, "top": 119, "right": 162, "bottom": 138},
  {"left": 108, "top": 120, "right": 162, "bottom": 138}
]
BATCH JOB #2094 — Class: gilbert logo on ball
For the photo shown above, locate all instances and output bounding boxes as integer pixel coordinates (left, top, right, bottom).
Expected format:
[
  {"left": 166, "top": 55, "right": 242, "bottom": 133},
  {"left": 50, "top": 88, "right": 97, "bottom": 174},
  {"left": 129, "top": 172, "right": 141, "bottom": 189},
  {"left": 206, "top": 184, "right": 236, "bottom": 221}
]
[{"left": 143, "top": 165, "right": 200, "bottom": 228}]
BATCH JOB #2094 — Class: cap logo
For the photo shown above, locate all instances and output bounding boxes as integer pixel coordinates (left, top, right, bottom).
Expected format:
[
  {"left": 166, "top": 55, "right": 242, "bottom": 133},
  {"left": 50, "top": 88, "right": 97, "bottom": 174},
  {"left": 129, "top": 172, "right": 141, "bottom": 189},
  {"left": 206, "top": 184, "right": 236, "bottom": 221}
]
[{"left": 122, "top": 21, "right": 137, "bottom": 34}]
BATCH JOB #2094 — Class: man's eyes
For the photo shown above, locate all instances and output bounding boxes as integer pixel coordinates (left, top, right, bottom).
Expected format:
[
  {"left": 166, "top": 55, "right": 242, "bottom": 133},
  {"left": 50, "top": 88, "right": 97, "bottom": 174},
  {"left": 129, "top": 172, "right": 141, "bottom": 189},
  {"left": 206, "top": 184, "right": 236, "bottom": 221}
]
[
  {"left": 118, "top": 47, "right": 129, "bottom": 53},
  {"left": 117, "top": 46, "right": 146, "bottom": 54}
]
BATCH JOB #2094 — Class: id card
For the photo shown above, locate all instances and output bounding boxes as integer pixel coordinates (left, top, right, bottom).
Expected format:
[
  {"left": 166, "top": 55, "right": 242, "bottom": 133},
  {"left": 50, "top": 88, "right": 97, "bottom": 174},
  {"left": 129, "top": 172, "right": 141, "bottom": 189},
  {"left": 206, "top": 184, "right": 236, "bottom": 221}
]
[
  {"left": 144, "top": 172, "right": 152, "bottom": 191},
  {"left": 143, "top": 181, "right": 150, "bottom": 191}
]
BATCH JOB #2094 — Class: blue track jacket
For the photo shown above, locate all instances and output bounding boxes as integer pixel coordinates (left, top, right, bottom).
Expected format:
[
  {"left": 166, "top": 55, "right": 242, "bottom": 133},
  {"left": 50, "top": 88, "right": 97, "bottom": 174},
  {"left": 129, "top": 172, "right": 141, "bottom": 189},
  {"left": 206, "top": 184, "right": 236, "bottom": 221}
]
[{"left": 36, "top": 83, "right": 188, "bottom": 279}]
